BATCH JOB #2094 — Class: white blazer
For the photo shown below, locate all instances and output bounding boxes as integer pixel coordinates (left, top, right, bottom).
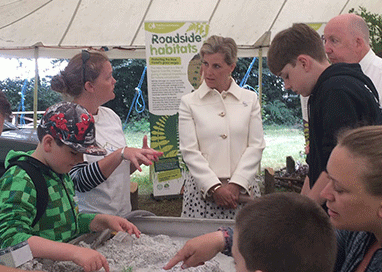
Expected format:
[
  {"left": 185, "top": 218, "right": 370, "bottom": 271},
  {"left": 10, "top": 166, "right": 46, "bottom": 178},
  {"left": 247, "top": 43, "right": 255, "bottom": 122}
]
[{"left": 179, "top": 79, "right": 265, "bottom": 198}]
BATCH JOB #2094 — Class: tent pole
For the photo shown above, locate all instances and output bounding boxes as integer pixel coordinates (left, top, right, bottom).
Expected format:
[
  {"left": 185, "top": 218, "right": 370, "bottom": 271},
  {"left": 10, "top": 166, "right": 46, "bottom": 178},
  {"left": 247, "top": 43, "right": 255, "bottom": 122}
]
[
  {"left": 33, "top": 47, "right": 39, "bottom": 129},
  {"left": 258, "top": 47, "right": 263, "bottom": 174},
  {"left": 258, "top": 47, "right": 263, "bottom": 107}
]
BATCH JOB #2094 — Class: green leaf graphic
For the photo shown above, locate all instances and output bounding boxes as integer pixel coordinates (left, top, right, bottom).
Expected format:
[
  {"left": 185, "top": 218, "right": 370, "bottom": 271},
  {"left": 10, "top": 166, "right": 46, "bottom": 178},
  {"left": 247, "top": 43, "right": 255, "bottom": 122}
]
[
  {"left": 151, "top": 115, "right": 178, "bottom": 158},
  {"left": 153, "top": 125, "right": 165, "bottom": 131},
  {"left": 152, "top": 131, "right": 165, "bottom": 135},
  {"left": 186, "top": 22, "right": 209, "bottom": 37}
]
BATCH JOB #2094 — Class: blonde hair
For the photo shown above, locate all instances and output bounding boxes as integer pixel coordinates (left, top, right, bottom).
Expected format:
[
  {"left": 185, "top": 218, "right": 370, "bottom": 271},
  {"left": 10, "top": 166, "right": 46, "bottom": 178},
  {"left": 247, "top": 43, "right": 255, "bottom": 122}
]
[
  {"left": 337, "top": 125, "right": 382, "bottom": 195},
  {"left": 200, "top": 35, "right": 238, "bottom": 65}
]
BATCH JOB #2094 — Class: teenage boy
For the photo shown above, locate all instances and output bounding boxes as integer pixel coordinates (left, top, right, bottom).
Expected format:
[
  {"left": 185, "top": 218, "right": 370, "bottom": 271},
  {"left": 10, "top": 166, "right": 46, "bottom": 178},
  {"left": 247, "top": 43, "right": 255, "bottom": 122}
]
[
  {"left": 164, "top": 193, "right": 336, "bottom": 272},
  {"left": 267, "top": 23, "right": 381, "bottom": 204},
  {"left": 0, "top": 102, "right": 140, "bottom": 272}
]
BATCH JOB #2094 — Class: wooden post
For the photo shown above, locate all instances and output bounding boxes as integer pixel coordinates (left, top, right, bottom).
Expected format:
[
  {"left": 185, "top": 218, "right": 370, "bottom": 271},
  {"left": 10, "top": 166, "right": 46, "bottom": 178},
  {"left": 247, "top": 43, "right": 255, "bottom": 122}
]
[
  {"left": 130, "top": 182, "right": 139, "bottom": 211},
  {"left": 264, "top": 167, "right": 275, "bottom": 194},
  {"left": 286, "top": 156, "right": 295, "bottom": 174}
]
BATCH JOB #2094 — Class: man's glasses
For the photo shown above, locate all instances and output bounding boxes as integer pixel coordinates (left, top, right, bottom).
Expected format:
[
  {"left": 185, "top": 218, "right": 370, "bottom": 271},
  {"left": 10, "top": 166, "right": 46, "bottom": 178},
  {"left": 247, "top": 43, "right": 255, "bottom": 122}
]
[{"left": 82, "top": 50, "right": 90, "bottom": 84}]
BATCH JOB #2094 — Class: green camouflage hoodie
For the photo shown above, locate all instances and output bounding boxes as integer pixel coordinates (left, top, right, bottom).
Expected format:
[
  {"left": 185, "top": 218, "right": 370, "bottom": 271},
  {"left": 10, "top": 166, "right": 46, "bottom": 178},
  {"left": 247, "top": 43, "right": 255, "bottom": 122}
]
[{"left": 0, "top": 150, "right": 96, "bottom": 248}]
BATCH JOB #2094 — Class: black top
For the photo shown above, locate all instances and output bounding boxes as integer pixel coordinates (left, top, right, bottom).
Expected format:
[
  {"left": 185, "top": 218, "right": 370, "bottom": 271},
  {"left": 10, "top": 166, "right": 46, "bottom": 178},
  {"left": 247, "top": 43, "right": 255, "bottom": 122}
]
[{"left": 307, "top": 63, "right": 382, "bottom": 187}]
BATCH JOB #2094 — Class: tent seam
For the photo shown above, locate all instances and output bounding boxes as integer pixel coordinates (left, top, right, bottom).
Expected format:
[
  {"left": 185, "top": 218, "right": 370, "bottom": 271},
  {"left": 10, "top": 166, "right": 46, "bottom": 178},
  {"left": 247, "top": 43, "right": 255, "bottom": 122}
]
[
  {"left": 208, "top": 0, "right": 221, "bottom": 23},
  {"left": 339, "top": 0, "right": 351, "bottom": 14},
  {"left": 267, "top": 0, "right": 288, "bottom": 32},
  {"left": 58, "top": 0, "right": 82, "bottom": 46},
  {"left": 130, "top": 0, "right": 154, "bottom": 46},
  {"left": 0, "top": 0, "right": 53, "bottom": 30}
]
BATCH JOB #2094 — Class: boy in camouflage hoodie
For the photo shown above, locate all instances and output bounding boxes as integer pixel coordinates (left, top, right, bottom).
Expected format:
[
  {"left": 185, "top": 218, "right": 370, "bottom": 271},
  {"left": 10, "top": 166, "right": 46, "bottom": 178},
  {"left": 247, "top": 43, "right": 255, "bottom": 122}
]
[{"left": 0, "top": 102, "right": 140, "bottom": 272}]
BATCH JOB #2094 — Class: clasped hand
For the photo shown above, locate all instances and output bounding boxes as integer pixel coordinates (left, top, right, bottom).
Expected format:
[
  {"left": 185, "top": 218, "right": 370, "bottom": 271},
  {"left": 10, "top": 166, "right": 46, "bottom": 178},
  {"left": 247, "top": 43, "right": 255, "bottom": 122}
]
[{"left": 212, "top": 183, "right": 241, "bottom": 209}]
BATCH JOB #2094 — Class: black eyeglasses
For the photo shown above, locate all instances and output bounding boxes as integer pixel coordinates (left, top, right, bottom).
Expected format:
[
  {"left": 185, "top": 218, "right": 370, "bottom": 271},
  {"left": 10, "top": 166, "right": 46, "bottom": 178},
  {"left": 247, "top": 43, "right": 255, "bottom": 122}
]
[{"left": 82, "top": 50, "right": 90, "bottom": 85}]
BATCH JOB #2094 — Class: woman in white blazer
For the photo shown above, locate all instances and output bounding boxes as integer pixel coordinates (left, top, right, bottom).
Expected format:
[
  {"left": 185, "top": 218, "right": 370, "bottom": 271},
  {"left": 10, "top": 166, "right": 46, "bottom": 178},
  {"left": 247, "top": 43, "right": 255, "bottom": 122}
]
[{"left": 179, "top": 35, "right": 265, "bottom": 219}]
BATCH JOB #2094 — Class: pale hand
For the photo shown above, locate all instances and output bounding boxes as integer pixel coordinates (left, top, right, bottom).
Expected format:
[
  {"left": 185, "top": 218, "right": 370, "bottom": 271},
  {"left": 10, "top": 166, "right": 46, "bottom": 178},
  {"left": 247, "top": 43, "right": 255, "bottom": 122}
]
[
  {"left": 163, "top": 231, "right": 225, "bottom": 270},
  {"left": 71, "top": 246, "right": 110, "bottom": 272},
  {"left": 90, "top": 214, "right": 141, "bottom": 238},
  {"left": 122, "top": 135, "right": 163, "bottom": 172}
]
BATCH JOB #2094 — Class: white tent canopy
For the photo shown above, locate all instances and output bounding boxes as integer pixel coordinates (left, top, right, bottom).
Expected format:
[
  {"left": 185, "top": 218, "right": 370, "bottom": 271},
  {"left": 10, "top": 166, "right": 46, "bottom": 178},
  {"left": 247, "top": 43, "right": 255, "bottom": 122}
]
[{"left": 1, "top": 0, "right": 382, "bottom": 60}]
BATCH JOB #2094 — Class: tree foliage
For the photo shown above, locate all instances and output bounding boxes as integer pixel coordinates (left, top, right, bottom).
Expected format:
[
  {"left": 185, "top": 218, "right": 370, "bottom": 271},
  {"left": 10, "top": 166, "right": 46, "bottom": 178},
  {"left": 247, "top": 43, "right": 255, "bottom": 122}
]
[
  {"left": 105, "top": 59, "right": 149, "bottom": 128},
  {"left": 0, "top": 77, "right": 61, "bottom": 113},
  {"left": 233, "top": 57, "right": 302, "bottom": 126}
]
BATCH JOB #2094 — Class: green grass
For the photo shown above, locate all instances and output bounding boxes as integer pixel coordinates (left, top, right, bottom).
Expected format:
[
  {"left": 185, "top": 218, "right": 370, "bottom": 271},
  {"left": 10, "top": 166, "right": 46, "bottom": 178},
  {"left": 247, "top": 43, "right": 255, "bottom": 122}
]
[
  {"left": 125, "top": 124, "right": 306, "bottom": 195},
  {"left": 261, "top": 125, "right": 306, "bottom": 171}
]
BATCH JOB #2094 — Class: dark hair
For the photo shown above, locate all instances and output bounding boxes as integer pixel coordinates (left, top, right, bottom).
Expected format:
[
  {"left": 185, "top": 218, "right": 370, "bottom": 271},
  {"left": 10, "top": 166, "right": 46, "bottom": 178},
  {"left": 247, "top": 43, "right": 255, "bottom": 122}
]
[
  {"left": 0, "top": 90, "right": 12, "bottom": 121},
  {"left": 51, "top": 51, "right": 109, "bottom": 98},
  {"left": 267, "top": 23, "right": 327, "bottom": 75},
  {"left": 36, "top": 125, "right": 63, "bottom": 146},
  {"left": 235, "top": 192, "right": 336, "bottom": 272},
  {"left": 336, "top": 125, "right": 382, "bottom": 196},
  {"left": 200, "top": 35, "right": 238, "bottom": 65}
]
